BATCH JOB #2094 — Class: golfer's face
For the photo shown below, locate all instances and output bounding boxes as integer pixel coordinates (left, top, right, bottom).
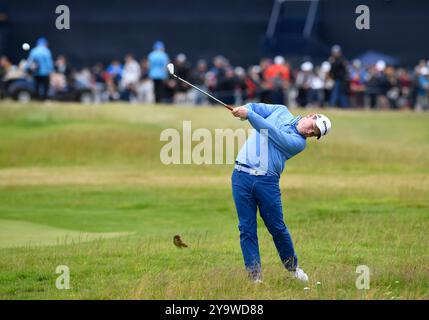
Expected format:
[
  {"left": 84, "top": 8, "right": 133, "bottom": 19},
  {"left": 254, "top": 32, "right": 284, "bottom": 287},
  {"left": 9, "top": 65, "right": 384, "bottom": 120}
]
[{"left": 301, "top": 114, "right": 319, "bottom": 137}]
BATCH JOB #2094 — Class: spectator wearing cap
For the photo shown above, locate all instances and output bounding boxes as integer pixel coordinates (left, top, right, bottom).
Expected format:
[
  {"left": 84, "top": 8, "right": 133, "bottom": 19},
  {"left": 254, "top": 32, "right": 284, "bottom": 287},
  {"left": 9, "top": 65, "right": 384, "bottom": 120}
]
[
  {"left": 295, "top": 62, "right": 314, "bottom": 107},
  {"left": 328, "top": 45, "right": 349, "bottom": 108},
  {"left": 26, "top": 37, "right": 54, "bottom": 100},
  {"left": 375, "top": 60, "right": 391, "bottom": 109},
  {"left": 366, "top": 60, "right": 392, "bottom": 109},
  {"left": 320, "top": 61, "right": 334, "bottom": 106},
  {"left": 309, "top": 66, "right": 325, "bottom": 108},
  {"left": 148, "top": 41, "right": 170, "bottom": 103}
]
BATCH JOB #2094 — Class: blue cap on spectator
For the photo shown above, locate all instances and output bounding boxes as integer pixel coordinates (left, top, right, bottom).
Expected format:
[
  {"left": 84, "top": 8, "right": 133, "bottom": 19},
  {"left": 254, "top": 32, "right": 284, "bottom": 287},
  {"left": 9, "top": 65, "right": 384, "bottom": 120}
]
[
  {"left": 37, "top": 37, "right": 48, "bottom": 46},
  {"left": 153, "top": 41, "right": 165, "bottom": 50}
]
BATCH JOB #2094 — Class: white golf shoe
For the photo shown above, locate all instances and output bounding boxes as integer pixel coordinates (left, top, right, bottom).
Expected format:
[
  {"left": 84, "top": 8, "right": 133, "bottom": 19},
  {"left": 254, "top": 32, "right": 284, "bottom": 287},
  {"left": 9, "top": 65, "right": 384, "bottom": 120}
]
[{"left": 291, "top": 267, "right": 309, "bottom": 282}]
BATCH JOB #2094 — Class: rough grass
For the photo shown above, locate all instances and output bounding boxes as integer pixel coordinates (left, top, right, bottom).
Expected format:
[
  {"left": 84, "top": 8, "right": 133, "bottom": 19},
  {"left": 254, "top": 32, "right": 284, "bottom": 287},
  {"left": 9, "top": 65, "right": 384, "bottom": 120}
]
[{"left": 0, "top": 102, "right": 428, "bottom": 299}]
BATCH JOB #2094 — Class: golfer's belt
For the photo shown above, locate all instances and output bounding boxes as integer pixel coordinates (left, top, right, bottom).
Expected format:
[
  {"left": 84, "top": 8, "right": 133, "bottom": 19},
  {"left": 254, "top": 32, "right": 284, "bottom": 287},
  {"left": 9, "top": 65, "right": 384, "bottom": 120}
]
[{"left": 235, "top": 164, "right": 267, "bottom": 176}]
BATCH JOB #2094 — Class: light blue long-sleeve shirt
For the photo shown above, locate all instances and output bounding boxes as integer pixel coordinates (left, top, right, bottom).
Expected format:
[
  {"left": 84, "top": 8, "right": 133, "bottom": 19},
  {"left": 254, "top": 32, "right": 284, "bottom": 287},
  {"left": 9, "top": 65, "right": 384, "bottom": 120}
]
[
  {"left": 236, "top": 103, "right": 306, "bottom": 177},
  {"left": 148, "top": 50, "right": 169, "bottom": 80},
  {"left": 27, "top": 45, "right": 54, "bottom": 76}
]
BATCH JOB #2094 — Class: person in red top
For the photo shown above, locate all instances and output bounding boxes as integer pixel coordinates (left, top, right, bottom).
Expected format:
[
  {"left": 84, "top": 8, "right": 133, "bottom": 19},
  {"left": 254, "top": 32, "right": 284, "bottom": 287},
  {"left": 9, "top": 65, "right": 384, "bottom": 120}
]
[
  {"left": 264, "top": 56, "right": 290, "bottom": 86},
  {"left": 263, "top": 56, "right": 290, "bottom": 104}
]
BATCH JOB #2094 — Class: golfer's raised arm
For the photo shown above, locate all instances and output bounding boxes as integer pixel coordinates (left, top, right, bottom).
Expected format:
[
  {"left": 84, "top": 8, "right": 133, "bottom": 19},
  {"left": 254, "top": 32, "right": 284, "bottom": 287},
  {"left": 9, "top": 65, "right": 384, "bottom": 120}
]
[
  {"left": 247, "top": 109, "right": 305, "bottom": 157},
  {"left": 245, "top": 103, "right": 281, "bottom": 118}
]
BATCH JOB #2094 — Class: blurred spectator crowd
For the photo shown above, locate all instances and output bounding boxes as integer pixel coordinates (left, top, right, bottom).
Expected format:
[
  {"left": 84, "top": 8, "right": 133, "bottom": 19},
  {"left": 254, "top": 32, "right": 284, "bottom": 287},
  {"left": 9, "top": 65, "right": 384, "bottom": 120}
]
[{"left": 1, "top": 39, "right": 429, "bottom": 111}]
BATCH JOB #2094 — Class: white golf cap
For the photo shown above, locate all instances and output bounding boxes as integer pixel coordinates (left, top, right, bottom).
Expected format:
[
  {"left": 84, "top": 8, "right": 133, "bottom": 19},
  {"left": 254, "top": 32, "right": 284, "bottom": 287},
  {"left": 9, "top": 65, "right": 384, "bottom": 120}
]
[
  {"left": 375, "top": 60, "right": 386, "bottom": 71},
  {"left": 315, "top": 114, "right": 332, "bottom": 140},
  {"left": 301, "top": 61, "right": 313, "bottom": 72},
  {"left": 420, "top": 66, "right": 429, "bottom": 76},
  {"left": 321, "top": 61, "right": 331, "bottom": 73},
  {"left": 274, "top": 56, "right": 285, "bottom": 65}
]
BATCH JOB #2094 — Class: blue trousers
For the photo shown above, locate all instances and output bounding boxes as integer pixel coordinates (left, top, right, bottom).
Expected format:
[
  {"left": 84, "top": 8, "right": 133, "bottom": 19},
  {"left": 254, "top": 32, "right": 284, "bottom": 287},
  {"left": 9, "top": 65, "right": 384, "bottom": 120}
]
[
  {"left": 231, "top": 169, "right": 298, "bottom": 275},
  {"left": 329, "top": 80, "right": 349, "bottom": 108}
]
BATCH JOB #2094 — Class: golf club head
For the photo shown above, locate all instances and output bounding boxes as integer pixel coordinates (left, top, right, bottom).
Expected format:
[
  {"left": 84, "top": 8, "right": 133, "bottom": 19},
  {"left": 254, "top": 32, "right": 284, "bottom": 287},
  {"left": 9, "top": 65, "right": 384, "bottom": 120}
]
[{"left": 167, "top": 63, "right": 175, "bottom": 75}]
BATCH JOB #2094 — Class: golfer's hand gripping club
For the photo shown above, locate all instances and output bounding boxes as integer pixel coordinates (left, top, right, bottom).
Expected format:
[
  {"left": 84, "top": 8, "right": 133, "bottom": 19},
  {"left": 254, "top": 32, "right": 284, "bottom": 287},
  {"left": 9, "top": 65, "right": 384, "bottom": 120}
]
[{"left": 232, "top": 106, "right": 248, "bottom": 121}]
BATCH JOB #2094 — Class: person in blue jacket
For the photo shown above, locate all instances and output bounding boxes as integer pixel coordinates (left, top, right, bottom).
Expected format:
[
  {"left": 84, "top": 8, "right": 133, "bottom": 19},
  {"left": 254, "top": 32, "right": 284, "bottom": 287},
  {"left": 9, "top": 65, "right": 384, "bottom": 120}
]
[
  {"left": 231, "top": 103, "right": 332, "bottom": 283},
  {"left": 26, "top": 37, "right": 54, "bottom": 100},
  {"left": 148, "top": 41, "right": 170, "bottom": 103}
]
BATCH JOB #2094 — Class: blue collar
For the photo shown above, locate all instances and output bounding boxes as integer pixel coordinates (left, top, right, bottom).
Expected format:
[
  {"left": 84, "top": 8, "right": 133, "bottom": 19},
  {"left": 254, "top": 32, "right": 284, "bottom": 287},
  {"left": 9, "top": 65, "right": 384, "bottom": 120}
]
[
  {"left": 291, "top": 115, "right": 306, "bottom": 139},
  {"left": 291, "top": 115, "right": 302, "bottom": 126}
]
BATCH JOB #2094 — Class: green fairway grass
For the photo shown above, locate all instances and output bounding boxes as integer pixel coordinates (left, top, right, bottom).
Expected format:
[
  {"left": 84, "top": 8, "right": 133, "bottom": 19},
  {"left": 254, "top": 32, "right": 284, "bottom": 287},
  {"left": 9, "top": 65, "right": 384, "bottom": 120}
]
[
  {"left": 0, "top": 219, "right": 131, "bottom": 249},
  {"left": 0, "top": 102, "right": 428, "bottom": 299}
]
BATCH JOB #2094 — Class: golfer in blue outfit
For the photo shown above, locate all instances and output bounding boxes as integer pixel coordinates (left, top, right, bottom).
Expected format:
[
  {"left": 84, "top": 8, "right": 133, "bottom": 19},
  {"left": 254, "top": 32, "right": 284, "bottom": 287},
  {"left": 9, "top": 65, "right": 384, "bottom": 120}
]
[{"left": 231, "top": 103, "right": 331, "bottom": 282}]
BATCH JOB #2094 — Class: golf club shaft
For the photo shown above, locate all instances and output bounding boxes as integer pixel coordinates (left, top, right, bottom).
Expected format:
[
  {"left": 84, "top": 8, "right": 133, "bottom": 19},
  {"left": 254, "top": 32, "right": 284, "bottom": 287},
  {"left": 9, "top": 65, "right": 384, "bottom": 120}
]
[{"left": 172, "top": 74, "right": 233, "bottom": 111}]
